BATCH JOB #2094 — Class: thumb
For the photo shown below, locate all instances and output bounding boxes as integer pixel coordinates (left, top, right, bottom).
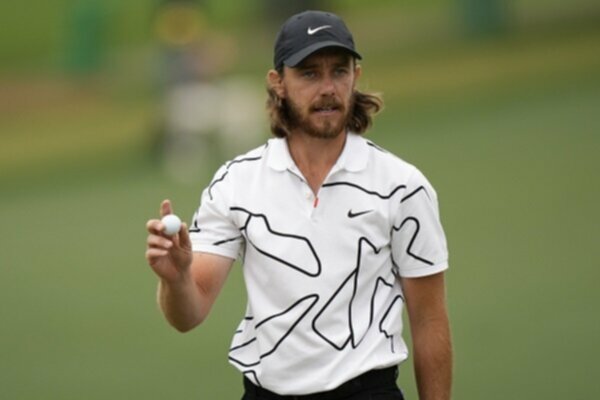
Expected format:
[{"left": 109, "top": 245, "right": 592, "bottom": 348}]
[{"left": 160, "top": 199, "right": 173, "bottom": 218}]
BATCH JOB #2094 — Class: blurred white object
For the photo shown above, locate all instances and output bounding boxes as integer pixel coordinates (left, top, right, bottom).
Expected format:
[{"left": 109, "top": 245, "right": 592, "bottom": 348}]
[{"left": 163, "top": 77, "right": 265, "bottom": 184}]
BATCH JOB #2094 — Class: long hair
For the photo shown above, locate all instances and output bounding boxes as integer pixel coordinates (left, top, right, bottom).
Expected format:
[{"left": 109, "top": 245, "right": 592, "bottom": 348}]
[{"left": 266, "top": 85, "right": 384, "bottom": 138}]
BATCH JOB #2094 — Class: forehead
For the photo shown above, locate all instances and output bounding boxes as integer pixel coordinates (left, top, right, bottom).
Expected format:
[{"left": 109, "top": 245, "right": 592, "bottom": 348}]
[{"left": 294, "top": 48, "right": 354, "bottom": 68}]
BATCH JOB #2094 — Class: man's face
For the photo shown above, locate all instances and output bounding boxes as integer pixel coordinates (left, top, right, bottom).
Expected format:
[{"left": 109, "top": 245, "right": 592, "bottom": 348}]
[{"left": 276, "top": 49, "right": 361, "bottom": 139}]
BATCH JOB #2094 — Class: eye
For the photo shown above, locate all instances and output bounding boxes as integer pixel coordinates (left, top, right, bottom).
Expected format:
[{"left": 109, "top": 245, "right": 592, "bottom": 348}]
[
  {"left": 302, "top": 70, "right": 316, "bottom": 79},
  {"left": 334, "top": 67, "right": 349, "bottom": 77}
]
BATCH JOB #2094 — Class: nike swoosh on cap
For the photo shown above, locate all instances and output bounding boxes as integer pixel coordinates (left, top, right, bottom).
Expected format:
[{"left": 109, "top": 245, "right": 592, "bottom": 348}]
[{"left": 307, "top": 25, "right": 332, "bottom": 35}]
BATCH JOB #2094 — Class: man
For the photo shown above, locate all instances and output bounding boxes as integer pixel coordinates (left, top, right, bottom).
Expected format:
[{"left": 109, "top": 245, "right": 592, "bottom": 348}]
[{"left": 145, "top": 10, "right": 452, "bottom": 400}]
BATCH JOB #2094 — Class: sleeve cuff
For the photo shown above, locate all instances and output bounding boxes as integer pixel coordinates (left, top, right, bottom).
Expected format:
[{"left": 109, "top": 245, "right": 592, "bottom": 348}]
[
  {"left": 192, "top": 243, "right": 238, "bottom": 261},
  {"left": 399, "top": 261, "right": 448, "bottom": 278}
]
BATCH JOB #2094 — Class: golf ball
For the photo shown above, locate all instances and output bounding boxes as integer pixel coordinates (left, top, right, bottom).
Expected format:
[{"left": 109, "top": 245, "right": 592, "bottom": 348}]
[{"left": 161, "top": 214, "right": 182, "bottom": 236}]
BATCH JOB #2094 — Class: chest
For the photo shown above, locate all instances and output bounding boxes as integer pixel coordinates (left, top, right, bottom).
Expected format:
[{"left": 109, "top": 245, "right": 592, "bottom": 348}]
[{"left": 229, "top": 170, "right": 397, "bottom": 258}]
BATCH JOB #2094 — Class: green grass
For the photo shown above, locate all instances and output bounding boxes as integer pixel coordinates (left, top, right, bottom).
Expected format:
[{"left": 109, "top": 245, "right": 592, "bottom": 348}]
[{"left": 1, "top": 15, "right": 600, "bottom": 400}]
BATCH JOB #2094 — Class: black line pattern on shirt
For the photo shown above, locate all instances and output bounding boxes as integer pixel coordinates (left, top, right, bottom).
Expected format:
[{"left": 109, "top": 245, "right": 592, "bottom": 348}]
[
  {"left": 230, "top": 207, "right": 322, "bottom": 277},
  {"left": 401, "top": 186, "right": 430, "bottom": 203},
  {"left": 321, "top": 179, "right": 435, "bottom": 267},
  {"left": 392, "top": 217, "right": 434, "bottom": 266},
  {"left": 188, "top": 212, "right": 201, "bottom": 233},
  {"left": 243, "top": 370, "right": 262, "bottom": 388},
  {"left": 313, "top": 237, "right": 400, "bottom": 350},
  {"left": 224, "top": 142, "right": 268, "bottom": 169},
  {"left": 379, "top": 295, "right": 404, "bottom": 353},
  {"left": 207, "top": 170, "right": 229, "bottom": 201},
  {"left": 207, "top": 144, "right": 268, "bottom": 200},
  {"left": 229, "top": 294, "right": 319, "bottom": 368},
  {"left": 321, "top": 181, "right": 407, "bottom": 199},
  {"left": 371, "top": 277, "right": 403, "bottom": 326},
  {"left": 230, "top": 337, "right": 257, "bottom": 352},
  {"left": 213, "top": 235, "right": 243, "bottom": 246},
  {"left": 235, "top": 316, "right": 255, "bottom": 334},
  {"left": 366, "top": 140, "right": 388, "bottom": 153}
]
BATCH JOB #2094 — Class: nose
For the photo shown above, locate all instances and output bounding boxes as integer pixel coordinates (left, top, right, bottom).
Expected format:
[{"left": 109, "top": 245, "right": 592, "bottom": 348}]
[{"left": 319, "top": 74, "right": 335, "bottom": 96}]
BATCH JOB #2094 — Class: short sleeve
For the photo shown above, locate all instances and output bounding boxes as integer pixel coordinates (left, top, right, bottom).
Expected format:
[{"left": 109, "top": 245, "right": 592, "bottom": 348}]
[
  {"left": 189, "top": 165, "right": 244, "bottom": 260},
  {"left": 391, "top": 167, "right": 449, "bottom": 278}
]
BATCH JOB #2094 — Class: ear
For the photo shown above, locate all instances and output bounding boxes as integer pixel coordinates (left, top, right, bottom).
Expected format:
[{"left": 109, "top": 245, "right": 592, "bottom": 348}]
[
  {"left": 353, "top": 63, "right": 362, "bottom": 89},
  {"left": 267, "top": 69, "right": 285, "bottom": 98}
]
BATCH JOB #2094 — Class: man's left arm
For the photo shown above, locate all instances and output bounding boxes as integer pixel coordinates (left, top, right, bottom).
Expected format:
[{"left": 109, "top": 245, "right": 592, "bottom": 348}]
[{"left": 401, "top": 272, "right": 452, "bottom": 400}]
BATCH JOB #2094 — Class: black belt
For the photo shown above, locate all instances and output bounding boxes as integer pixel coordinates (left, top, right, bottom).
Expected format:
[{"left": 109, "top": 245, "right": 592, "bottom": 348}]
[{"left": 243, "top": 366, "right": 398, "bottom": 400}]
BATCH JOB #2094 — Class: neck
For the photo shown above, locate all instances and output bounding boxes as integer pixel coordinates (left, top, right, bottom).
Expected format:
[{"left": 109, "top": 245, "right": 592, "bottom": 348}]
[{"left": 287, "top": 131, "right": 347, "bottom": 194}]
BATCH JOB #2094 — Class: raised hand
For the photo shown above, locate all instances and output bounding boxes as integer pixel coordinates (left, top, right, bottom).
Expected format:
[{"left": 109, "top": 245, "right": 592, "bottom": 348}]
[{"left": 145, "top": 200, "right": 193, "bottom": 283}]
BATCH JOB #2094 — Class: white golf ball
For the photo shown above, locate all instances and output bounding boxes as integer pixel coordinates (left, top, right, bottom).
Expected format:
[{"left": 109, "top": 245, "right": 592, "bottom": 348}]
[{"left": 161, "top": 214, "right": 182, "bottom": 236}]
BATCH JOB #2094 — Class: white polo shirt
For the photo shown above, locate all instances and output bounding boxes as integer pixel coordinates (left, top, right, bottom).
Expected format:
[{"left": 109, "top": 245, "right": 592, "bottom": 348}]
[{"left": 190, "top": 132, "right": 448, "bottom": 395}]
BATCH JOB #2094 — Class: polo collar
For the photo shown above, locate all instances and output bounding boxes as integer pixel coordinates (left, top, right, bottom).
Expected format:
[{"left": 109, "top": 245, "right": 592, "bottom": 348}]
[
  {"left": 267, "top": 137, "right": 294, "bottom": 171},
  {"left": 334, "top": 132, "right": 369, "bottom": 172},
  {"left": 267, "top": 132, "right": 369, "bottom": 173}
]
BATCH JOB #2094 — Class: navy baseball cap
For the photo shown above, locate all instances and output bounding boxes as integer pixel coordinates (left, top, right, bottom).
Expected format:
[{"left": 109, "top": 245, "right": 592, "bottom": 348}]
[{"left": 273, "top": 10, "right": 362, "bottom": 70}]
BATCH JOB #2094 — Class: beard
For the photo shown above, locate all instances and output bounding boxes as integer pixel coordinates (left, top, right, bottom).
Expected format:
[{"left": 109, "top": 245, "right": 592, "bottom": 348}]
[{"left": 285, "top": 93, "right": 354, "bottom": 139}]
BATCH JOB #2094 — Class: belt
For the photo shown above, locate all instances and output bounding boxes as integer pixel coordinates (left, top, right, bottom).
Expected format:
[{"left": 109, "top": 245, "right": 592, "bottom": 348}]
[{"left": 242, "top": 366, "right": 398, "bottom": 400}]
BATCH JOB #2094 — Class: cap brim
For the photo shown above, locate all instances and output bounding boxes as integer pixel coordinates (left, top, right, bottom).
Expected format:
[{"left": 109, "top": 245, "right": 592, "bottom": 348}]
[{"left": 283, "top": 41, "right": 362, "bottom": 68}]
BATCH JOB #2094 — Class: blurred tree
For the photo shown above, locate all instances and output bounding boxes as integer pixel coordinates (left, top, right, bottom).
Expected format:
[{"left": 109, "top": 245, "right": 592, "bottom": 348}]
[
  {"left": 263, "top": 0, "right": 331, "bottom": 24},
  {"left": 64, "top": 0, "right": 108, "bottom": 74},
  {"left": 457, "top": 0, "right": 512, "bottom": 37}
]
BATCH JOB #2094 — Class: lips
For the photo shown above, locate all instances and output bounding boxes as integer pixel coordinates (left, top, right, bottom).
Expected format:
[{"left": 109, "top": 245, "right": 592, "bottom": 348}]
[
  {"left": 315, "top": 107, "right": 338, "bottom": 114},
  {"left": 312, "top": 102, "right": 341, "bottom": 114}
]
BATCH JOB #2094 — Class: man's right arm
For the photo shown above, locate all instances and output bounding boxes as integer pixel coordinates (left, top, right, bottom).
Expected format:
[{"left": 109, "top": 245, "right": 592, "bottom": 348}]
[
  {"left": 157, "top": 253, "right": 234, "bottom": 332},
  {"left": 146, "top": 200, "right": 235, "bottom": 332}
]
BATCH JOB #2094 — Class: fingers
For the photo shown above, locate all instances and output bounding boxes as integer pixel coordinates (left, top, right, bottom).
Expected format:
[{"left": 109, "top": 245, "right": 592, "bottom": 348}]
[
  {"left": 161, "top": 199, "right": 173, "bottom": 218},
  {"left": 160, "top": 221, "right": 190, "bottom": 250},
  {"left": 146, "top": 220, "right": 190, "bottom": 253},
  {"left": 146, "top": 218, "right": 165, "bottom": 235},
  {"left": 145, "top": 247, "right": 169, "bottom": 260},
  {"left": 147, "top": 200, "right": 177, "bottom": 234},
  {"left": 178, "top": 222, "right": 192, "bottom": 249},
  {"left": 147, "top": 233, "right": 173, "bottom": 250},
  {"left": 145, "top": 233, "right": 173, "bottom": 263}
]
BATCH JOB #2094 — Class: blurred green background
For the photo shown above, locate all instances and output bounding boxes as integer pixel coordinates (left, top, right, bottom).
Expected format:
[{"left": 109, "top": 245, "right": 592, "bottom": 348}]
[{"left": 1, "top": 0, "right": 599, "bottom": 399}]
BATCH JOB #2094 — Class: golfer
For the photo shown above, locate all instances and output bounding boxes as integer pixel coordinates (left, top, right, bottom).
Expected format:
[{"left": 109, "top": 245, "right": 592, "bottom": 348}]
[{"left": 146, "top": 10, "right": 452, "bottom": 400}]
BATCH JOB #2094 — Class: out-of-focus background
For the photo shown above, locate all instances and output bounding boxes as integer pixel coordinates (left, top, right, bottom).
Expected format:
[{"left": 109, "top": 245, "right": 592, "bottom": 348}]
[{"left": 1, "top": 0, "right": 599, "bottom": 398}]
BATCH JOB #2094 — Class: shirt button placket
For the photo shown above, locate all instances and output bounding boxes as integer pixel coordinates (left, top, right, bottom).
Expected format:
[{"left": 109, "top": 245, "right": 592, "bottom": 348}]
[{"left": 305, "top": 191, "right": 314, "bottom": 217}]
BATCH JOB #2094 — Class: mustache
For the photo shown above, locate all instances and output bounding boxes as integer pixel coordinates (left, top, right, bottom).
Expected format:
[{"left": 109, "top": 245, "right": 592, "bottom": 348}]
[{"left": 311, "top": 98, "right": 343, "bottom": 110}]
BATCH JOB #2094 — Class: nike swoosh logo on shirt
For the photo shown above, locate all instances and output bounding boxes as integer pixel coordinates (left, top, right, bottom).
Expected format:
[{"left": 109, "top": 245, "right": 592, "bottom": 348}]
[
  {"left": 347, "top": 209, "right": 373, "bottom": 218},
  {"left": 307, "top": 25, "right": 332, "bottom": 35}
]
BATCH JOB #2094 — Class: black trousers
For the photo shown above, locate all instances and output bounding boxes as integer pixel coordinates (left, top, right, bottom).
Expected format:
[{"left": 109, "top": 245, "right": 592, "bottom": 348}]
[{"left": 241, "top": 366, "right": 404, "bottom": 400}]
